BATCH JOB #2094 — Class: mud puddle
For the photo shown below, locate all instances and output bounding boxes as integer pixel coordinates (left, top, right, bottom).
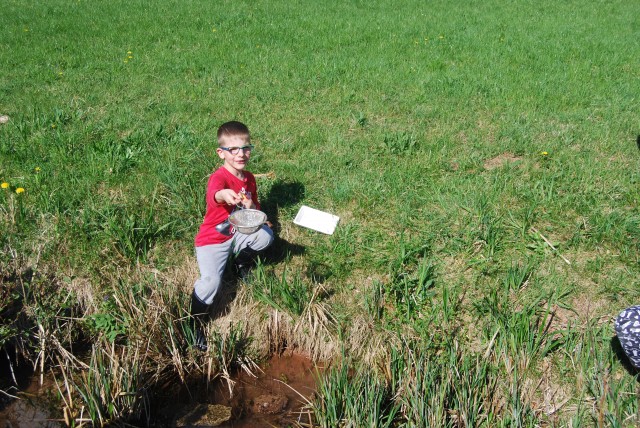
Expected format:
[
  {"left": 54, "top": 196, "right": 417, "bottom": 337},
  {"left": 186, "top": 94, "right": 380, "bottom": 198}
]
[
  {"left": 0, "top": 376, "right": 60, "bottom": 428},
  {"left": 162, "top": 351, "right": 323, "bottom": 427}
]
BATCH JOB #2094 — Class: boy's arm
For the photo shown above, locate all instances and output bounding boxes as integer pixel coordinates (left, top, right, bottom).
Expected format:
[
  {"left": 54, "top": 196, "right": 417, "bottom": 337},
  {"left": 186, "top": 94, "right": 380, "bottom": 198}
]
[{"left": 206, "top": 172, "right": 226, "bottom": 207}]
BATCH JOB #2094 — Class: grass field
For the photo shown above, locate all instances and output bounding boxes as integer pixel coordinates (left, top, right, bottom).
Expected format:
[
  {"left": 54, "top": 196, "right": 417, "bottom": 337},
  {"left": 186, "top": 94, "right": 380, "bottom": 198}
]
[{"left": 1, "top": 0, "right": 640, "bottom": 426}]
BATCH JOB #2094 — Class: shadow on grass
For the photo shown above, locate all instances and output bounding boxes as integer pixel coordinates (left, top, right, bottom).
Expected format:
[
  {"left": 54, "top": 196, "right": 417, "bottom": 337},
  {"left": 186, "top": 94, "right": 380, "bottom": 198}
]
[
  {"left": 261, "top": 180, "right": 305, "bottom": 235},
  {"left": 261, "top": 179, "right": 306, "bottom": 265},
  {"left": 610, "top": 335, "right": 640, "bottom": 378}
]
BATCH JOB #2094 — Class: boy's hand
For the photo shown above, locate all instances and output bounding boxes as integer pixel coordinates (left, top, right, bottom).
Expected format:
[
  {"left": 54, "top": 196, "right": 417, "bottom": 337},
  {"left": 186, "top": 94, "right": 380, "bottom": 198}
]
[
  {"left": 215, "top": 189, "right": 242, "bottom": 205},
  {"left": 239, "top": 192, "right": 255, "bottom": 209},
  {"left": 215, "top": 189, "right": 256, "bottom": 209}
]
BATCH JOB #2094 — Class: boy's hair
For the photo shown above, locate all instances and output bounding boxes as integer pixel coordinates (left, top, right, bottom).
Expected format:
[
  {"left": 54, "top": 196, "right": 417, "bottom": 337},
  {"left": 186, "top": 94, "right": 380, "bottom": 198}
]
[{"left": 217, "top": 121, "right": 250, "bottom": 145}]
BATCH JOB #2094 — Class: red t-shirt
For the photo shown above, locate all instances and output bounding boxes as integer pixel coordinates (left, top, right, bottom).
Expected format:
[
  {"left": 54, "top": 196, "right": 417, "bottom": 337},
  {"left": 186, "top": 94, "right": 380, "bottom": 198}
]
[{"left": 194, "top": 167, "right": 260, "bottom": 247}]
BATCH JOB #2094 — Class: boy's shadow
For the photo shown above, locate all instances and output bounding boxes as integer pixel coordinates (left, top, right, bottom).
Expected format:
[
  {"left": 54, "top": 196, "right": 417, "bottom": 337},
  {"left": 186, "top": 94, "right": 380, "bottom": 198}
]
[
  {"left": 610, "top": 335, "right": 640, "bottom": 378},
  {"left": 211, "top": 180, "right": 307, "bottom": 318},
  {"left": 260, "top": 179, "right": 307, "bottom": 265}
]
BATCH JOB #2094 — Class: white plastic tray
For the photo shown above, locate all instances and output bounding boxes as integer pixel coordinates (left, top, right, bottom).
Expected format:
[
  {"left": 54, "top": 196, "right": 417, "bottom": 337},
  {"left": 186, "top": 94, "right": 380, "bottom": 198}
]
[{"left": 293, "top": 205, "right": 340, "bottom": 235}]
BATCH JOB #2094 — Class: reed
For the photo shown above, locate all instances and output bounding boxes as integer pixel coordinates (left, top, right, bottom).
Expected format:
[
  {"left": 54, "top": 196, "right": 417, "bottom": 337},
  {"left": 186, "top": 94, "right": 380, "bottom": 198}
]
[
  {"left": 311, "top": 358, "right": 398, "bottom": 428},
  {"left": 73, "top": 342, "right": 150, "bottom": 426}
]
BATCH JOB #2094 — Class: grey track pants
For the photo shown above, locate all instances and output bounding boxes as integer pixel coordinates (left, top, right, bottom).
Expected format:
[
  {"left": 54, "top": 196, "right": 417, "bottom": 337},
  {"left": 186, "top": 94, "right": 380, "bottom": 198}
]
[{"left": 193, "top": 225, "right": 274, "bottom": 304}]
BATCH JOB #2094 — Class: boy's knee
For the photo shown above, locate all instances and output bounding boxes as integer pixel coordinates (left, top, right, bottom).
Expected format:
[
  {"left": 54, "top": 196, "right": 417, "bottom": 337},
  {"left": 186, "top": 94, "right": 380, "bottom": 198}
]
[
  {"left": 194, "top": 275, "right": 221, "bottom": 305},
  {"left": 252, "top": 225, "right": 274, "bottom": 251}
]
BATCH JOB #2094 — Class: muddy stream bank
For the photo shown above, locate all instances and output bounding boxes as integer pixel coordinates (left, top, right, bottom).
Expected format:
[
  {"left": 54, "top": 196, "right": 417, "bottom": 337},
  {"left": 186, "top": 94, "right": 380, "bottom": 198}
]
[{"left": 0, "top": 351, "right": 322, "bottom": 427}]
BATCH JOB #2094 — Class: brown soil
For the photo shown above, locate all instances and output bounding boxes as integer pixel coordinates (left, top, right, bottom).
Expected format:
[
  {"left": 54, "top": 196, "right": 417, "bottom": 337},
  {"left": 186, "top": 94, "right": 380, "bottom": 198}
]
[
  {"left": 250, "top": 394, "right": 288, "bottom": 414},
  {"left": 165, "top": 351, "right": 322, "bottom": 428},
  {"left": 213, "top": 351, "right": 320, "bottom": 427}
]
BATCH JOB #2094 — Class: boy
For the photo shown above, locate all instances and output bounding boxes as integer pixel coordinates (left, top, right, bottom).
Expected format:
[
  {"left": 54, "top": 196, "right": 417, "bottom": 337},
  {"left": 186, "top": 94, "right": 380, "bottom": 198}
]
[{"left": 190, "top": 121, "right": 274, "bottom": 350}]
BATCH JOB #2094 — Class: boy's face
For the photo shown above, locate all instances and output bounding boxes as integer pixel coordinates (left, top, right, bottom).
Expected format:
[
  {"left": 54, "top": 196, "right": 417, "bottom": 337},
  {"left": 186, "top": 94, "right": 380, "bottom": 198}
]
[{"left": 216, "top": 134, "right": 251, "bottom": 174}]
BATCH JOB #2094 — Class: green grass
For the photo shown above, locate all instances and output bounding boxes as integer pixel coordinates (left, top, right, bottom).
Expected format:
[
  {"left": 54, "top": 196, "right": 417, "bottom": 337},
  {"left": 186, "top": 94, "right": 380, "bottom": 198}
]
[{"left": 2, "top": 0, "right": 640, "bottom": 425}]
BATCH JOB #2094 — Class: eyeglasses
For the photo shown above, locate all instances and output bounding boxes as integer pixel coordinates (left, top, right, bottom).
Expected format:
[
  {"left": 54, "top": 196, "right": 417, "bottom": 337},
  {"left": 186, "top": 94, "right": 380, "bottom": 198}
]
[{"left": 220, "top": 145, "right": 254, "bottom": 155}]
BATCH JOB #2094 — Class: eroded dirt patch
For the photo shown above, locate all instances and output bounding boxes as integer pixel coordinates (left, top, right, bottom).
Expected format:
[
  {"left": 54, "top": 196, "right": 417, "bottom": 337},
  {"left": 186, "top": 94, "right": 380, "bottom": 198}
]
[{"left": 483, "top": 152, "right": 523, "bottom": 170}]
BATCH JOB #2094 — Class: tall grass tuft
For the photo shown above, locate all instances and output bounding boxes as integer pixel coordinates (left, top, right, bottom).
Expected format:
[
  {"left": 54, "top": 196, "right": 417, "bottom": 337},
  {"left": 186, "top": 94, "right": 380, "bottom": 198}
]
[
  {"left": 70, "top": 342, "right": 150, "bottom": 426},
  {"left": 209, "top": 322, "right": 258, "bottom": 395},
  {"left": 249, "top": 263, "right": 315, "bottom": 317},
  {"left": 311, "top": 358, "right": 399, "bottom": 428},
  {"left": 93, "top": 200, "right": 173, "bottom": 264},
  {"left": 364, "top": 279, "right": 385, "bottom": 323}
]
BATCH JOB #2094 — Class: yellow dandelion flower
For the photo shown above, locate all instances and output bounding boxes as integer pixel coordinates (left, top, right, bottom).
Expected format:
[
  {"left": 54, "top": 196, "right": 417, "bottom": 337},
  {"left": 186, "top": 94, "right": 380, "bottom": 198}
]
[
  {"left": 51, "top": 124, "right": 56, "bottom": 129},
  {"left": 16, "top": 187, "right": 25, "bottom": 194},
  {"left": 35, "top": 167, "right": 41, "bottom": 173},
  {"left": 1, "top": 182, "right": 9, "bottom": 189},
  {"left": 127, "top": 50, "right": 132, "bottom": 54},
  {"left": 128, "top": 55, "right": 133, "bottom": 59},
  {"left": 212, "top": 28, "right": 217, "bottom": 32},
  {"left": 540, "top": 151, "right": 548, "bottom": 156}
]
